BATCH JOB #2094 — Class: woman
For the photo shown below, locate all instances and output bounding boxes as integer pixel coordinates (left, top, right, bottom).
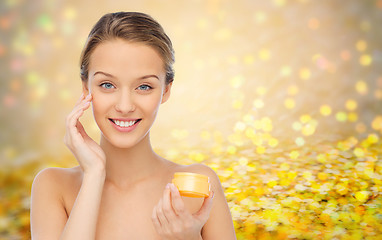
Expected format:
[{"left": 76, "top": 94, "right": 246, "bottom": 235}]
[{"left": 30, "top": 12, "right": 236, "bottom": 240}]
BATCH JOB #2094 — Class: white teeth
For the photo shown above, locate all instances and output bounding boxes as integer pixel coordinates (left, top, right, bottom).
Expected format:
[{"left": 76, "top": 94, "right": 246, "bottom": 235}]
[{"left": 113, "top": 120, "right": 137, "bottom": 128}]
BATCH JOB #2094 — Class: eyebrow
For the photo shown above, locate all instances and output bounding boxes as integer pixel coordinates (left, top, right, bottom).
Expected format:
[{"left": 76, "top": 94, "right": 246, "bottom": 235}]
[
  {"left": 139, "top": 75, "right": 159, "bottom": 81},
  {"left": 93, "top": 71, "right": 159, "bottom": 81},
  {"left": 94, "top": 71, "right": 115, "bottom": 78}
]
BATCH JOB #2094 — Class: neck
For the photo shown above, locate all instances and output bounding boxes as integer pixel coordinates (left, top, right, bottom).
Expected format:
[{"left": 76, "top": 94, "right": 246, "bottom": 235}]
[{"left": 99, "top": 132, "right": 164, "bottom": 189}]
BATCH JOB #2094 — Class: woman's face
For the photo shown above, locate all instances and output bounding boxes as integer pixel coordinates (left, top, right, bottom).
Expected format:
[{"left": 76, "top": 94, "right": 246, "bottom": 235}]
[{"left": 84, "top": 39, "right": 171, "bottom": 148}]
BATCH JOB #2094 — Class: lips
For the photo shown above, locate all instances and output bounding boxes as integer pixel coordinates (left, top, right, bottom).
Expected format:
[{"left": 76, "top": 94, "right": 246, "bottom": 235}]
[{"left": 108, "top": 118, "right": 142, "bottom": 128}]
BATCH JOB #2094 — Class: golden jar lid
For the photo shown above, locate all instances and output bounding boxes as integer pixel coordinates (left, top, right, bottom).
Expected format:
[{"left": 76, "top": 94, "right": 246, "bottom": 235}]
[{"left": 172, "top": 172, "right": 210, "bottom": 198}]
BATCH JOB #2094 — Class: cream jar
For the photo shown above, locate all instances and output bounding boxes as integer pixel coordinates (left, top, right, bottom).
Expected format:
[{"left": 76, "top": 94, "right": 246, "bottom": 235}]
[{"left": 172, "top": 172, "right": 210, "bottom": 198}]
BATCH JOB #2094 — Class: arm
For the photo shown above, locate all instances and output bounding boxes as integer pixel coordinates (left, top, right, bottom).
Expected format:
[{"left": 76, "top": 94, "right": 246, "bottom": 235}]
[
  {"left": 59, "top": 170, "right": 105, "bottom": 240},
  {"left": 30, "top": 168, "right": 69, "bottom": 240},
  {"left": 30, "top": 168, "right": 105, "bottom": 240},
  {"left": 31, "top": 93, "right": 107, "bottom": 239}
]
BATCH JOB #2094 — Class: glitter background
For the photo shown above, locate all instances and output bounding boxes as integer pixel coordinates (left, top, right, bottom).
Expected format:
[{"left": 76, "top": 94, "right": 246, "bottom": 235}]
[{"left": 0, "top": 0, "right": 381, "bottom": 239}]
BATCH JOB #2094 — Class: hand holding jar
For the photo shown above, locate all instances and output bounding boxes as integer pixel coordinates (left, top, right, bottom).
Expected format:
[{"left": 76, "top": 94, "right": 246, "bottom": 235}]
[{"left": 151, "top": 172, "right": 214, "bottom": 240}]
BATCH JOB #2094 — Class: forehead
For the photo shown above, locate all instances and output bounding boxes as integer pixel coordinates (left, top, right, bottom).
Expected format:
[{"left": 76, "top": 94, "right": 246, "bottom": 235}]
[{"left": 89, "top": 39, "right": 166, "bottom": 79}]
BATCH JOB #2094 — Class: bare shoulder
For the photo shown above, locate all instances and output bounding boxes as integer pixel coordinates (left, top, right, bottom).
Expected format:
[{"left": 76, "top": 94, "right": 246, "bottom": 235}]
[
  {"left": 178, "top": 163, "right": 220, "bottom": 184},
  {"left": 31, "top": 167, "right": 82, "bottom": 204},
  {"left": 31, "top": 166, "right": 82, "bottom": 239},
  {"left": 180, "top": 164, "right": 237, "bottom": 239},
  {"left": 33, "top": 166, "right": 82, "bottom": 188}
]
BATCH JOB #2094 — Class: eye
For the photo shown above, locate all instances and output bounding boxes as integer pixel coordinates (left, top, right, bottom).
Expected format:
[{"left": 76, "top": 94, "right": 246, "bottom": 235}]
[
  {"left": 100, "top": 82, "right": 115, "bottom": 89},
  {"left": 137, "top": 84, "right": 153, "bottom": 91}
]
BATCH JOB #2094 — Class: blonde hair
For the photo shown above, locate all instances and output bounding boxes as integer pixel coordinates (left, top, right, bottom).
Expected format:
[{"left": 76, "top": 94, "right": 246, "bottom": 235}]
[{"left": 80, "top": 12, "right": 175, "bottom": 85}]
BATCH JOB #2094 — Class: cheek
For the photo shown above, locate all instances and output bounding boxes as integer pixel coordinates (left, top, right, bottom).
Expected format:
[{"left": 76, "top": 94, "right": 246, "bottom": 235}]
[
  {"left": 91, "top": 94, "right": 110, "bottom": 117},
  {"left": 138, "top": 94, "right": 162, "bottom": 114}
]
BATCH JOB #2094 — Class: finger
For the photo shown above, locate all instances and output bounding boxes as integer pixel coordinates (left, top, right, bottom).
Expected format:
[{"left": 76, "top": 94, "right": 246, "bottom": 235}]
[
  {"left": 162, "top": 184, "right": 178, "bottom": 221},
  {"left": 64, "top": 95, "right": 91, "bottom": 148},
  {"left": 74, "top": 94, "right": 92, "bottom": 112},
  {"left": 72, "top": 93, "right": 92, "bottom": 113},
  {"left": 85, "top": 93, "right": 92, "bottom": 101},
  {"left": 194, "top": 191, "right": 214, "bottom": 222},
  {"left": 156, "top": 198, "right": 169, "bottom": 227},
  {"left": 67, "top": 100, "right": 90, "bottom": 126},
  {"left": 65, "top": 104, "right": 85, "bottom": 144},
  {"left": 76, "top": 120, "right": 90, "bottom": 140},
  {"left": 169, "top": 183, "right": 188, "bottom": 217},
  {"left": 78, "top": 99, "right": 91, "bottom": 121},
  {"left": 75, "top": 93, "right": 85, "bottom": 106},
  {"left": 151, "top": 206, "right": 163, "bottom": 234},
  {"left": 68, "top": 103, "right": 89, "bottom": 143},
  {"left": 70, "top": 102, "right": 89, "bottom": 129}
]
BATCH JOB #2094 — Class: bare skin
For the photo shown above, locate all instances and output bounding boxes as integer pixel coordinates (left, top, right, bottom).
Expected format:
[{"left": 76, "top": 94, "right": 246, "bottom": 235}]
[
  {"left": 32, "top": 161, "right": 230, "bottom": 239},
  {"left": 30, "top": 40, "right": 236, "bottom": 240}
]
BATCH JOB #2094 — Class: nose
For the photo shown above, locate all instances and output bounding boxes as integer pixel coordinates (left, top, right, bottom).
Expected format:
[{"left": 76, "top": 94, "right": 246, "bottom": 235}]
[{"left": 115, "top": 90, "right": 135, "bottom": 114}]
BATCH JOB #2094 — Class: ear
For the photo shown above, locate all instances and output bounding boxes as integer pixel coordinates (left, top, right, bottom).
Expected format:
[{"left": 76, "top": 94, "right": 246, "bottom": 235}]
[
  {"left": 82, "top": 81, "right": 90, "bottom": 96},
  {"left": 161, "top": 82, "right": 172, "bottom": 104}
]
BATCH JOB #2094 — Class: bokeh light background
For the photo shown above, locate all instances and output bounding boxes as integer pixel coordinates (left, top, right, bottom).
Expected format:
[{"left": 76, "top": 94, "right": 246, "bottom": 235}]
[{"left": 1, "top": 0, "right": 382, "bottom": 239}]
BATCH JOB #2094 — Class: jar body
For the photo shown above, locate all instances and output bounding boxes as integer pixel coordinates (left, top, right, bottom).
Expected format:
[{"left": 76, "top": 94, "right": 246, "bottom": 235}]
[{"left": 172, "top": 172, "right": 210, "bottom": 198}]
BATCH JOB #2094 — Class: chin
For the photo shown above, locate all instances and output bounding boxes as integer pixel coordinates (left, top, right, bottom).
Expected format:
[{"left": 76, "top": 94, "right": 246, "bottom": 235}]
[
  {"left": 111, "top": 139, "right": 140, "bottom": 149},
  {"left": 101, "top": 130, "right": 149, "bottom": 149}
]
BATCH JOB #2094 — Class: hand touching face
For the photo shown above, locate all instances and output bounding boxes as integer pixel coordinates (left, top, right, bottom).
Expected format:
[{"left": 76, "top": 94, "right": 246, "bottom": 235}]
[{"left": 85, "top": 39, "right": 171, "bottom": 149}]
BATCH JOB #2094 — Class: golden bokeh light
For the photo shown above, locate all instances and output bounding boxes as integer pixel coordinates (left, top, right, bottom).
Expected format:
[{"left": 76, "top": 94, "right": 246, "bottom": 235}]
[{"left": 1, "top": 0, "right": 381, "bottom": 239}]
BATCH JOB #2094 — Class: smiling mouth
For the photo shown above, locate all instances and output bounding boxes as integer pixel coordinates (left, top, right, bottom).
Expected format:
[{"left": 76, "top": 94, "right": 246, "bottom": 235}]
[{"left": 109, "top": 118, "right": 142, "bottom": 128}]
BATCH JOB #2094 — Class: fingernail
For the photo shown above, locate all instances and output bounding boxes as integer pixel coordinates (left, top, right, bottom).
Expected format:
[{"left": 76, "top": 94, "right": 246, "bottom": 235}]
[
  {"left": 170, "top": 183, "right": 177, "bottom": 191},
  {"left": 211, "top": 191, "right": 215, "bottom": 199},
  {"left": 165, "top": 183, "right": 170, "bottom": 189}
]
